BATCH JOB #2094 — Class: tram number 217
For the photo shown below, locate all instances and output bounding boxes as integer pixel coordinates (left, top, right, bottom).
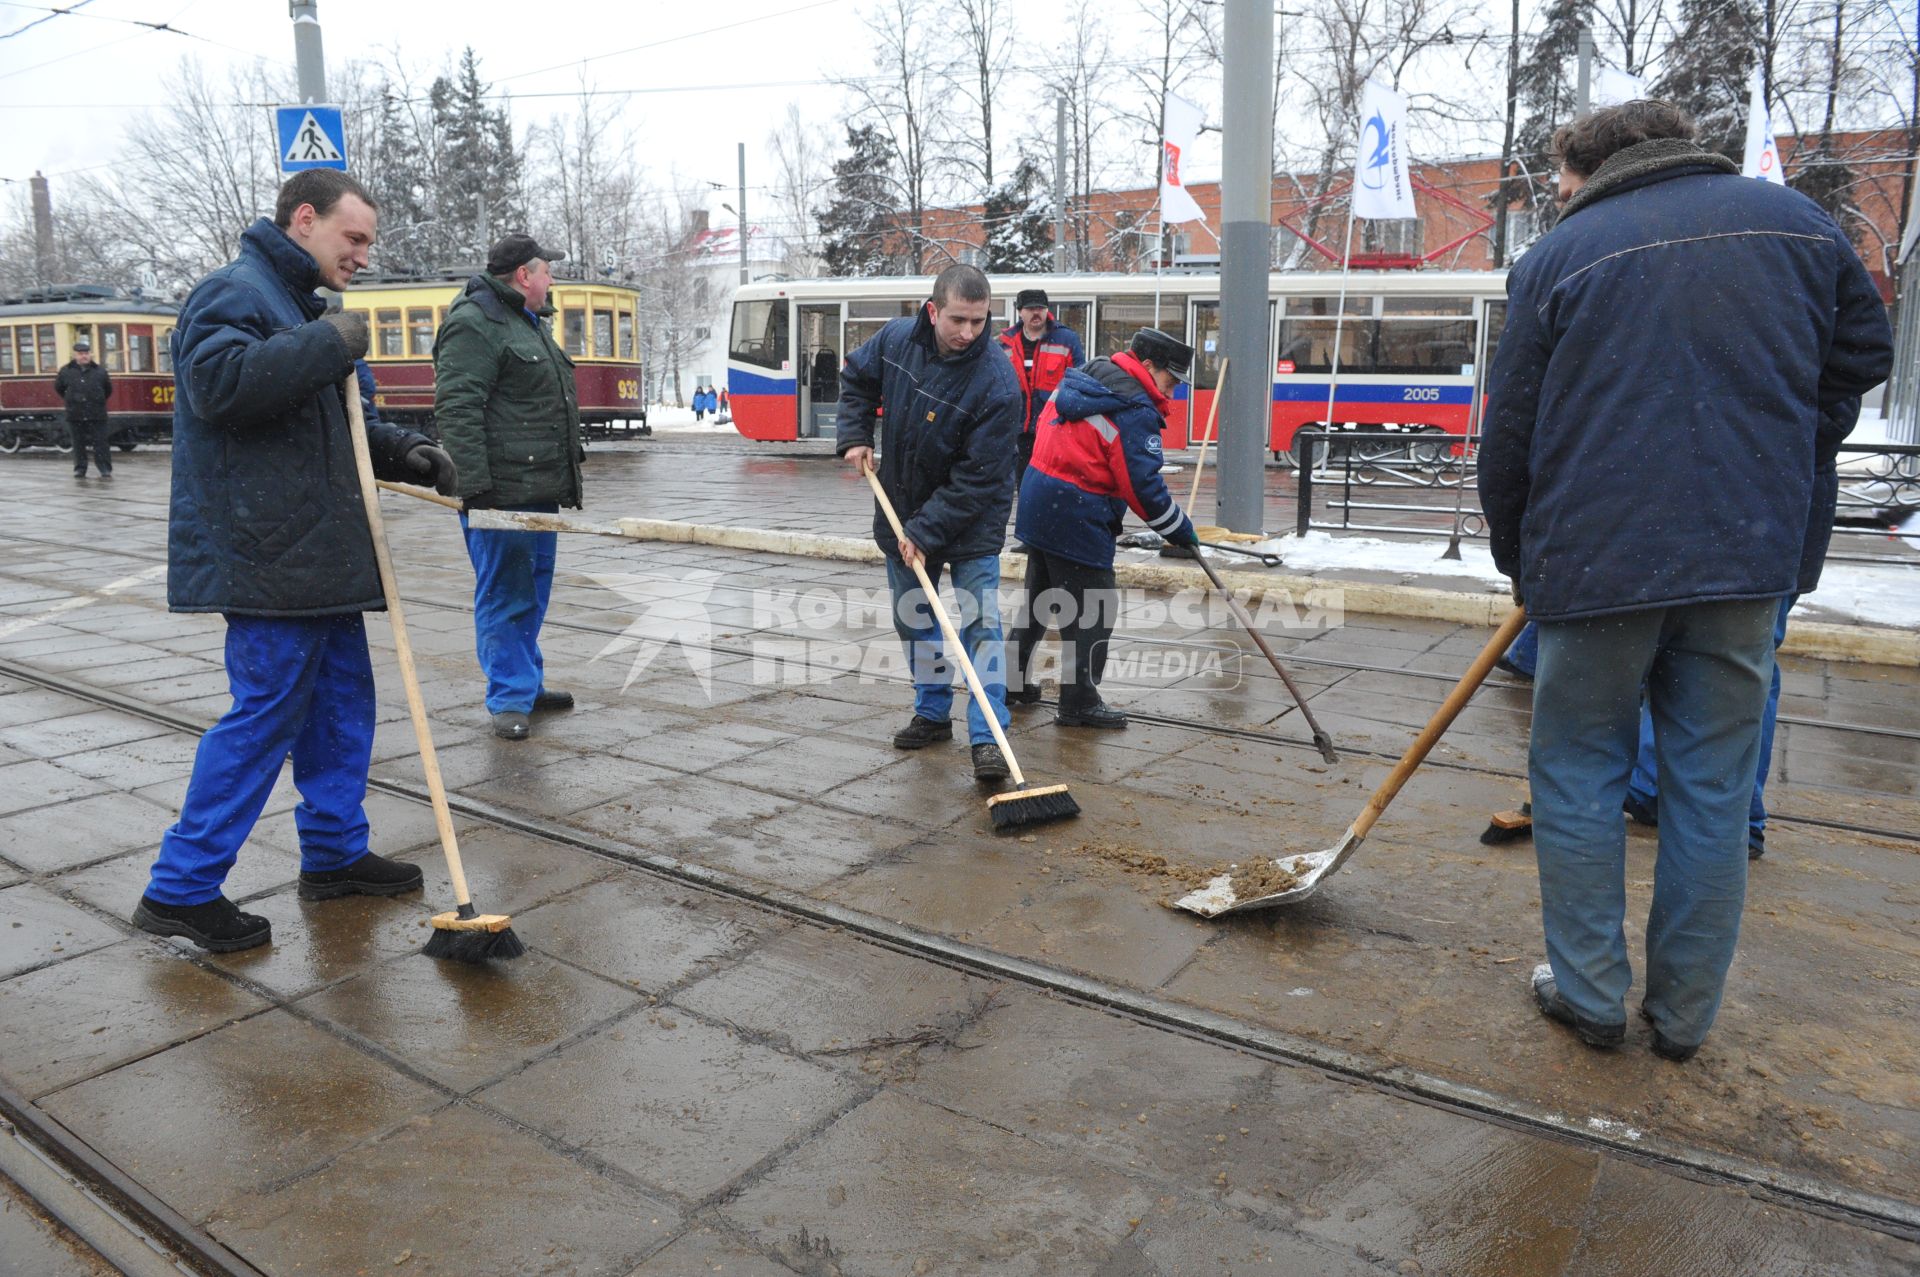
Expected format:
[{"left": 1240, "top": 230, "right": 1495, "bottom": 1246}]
[
  {"left": 1401, "top": 387, "right": 1442, "bottom": 402},
  {"left": 615, "top": 379, "right": 640, "bottom": 400},
  {"left": 149, "top": 385, "right": 176, "bottom": 406}
]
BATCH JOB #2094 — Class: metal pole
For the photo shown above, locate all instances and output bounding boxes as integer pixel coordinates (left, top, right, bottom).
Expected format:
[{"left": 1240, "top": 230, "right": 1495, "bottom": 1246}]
[
  {"left": 1054, "top": 96, "right": 1069, "bottom": 272},
  {"left": 1576, "top": 26, "right": 1594, "bottom": 115},
  {"left": 738, "top": 142, "right": 749, "bottom": 286},
  {"left": 474, "top": 193, "right": 486, "bottom": 260},
  {"left": 1217, "top": 0, "right": 1276, "bottom": 533},
  {"left": 289, "top": 0, "right": 327, "bottom": 104}
]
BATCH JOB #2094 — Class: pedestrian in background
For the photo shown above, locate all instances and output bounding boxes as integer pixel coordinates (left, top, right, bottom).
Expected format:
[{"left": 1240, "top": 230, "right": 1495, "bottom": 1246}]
[
  {"left": 54, "top": 335, "right": 113, "bottom": 478},
  {"left": 996, "top": 288, "right": 1083, "bottom": 486}
]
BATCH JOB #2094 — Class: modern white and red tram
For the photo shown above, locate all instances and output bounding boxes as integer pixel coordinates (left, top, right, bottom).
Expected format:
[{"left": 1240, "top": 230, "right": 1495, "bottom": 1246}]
[{"left": 725, "top": 271, "right": 1510, "bottom": 463}]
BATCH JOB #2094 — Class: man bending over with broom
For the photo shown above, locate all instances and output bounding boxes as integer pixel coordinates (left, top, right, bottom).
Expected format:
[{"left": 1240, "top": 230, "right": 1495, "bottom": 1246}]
[
  {"left": 133, "top": 170, "right": 459, "bottom": 953},
  {"left": 838, "top": 264, "right": 1024, "bottom": 783}
]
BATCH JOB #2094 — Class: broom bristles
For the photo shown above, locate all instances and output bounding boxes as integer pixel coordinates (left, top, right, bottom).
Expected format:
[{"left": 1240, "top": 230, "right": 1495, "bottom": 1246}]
[
  {"left": 987, "top": 782, "right": 1080, "bottom": 830},
  {"left": 423, "top": 923, "right": 526, "bottom": 963}
]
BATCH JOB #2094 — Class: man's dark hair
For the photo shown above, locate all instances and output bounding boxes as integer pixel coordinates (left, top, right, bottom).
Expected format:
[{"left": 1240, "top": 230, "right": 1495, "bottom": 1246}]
[
  {"left": 273, "top": 170, "right": 378, "bottom": 228},
  {"left": 930, "top": 263, "right": 990, "bottom": 308},
  {"left": 1550, "top": 100, "right": 1696, "bottom": 178}
]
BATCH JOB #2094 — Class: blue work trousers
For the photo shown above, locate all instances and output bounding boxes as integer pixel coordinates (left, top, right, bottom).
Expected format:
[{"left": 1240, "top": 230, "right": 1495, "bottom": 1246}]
[
  {"left": 885, "top": 554, "right": 1011, "bottom": 746},
  {"left": 1530, "top": 598, "right": 1778, "bottom": 1048},
  {"left": 460, "top": 505, "right": 558, "bottom": 714},
  {"left": 147, "top": 614, "right": 375, "bottom": 905},
  {"left": 1630, "top": 595, "right": 1793, "bottom": 838}
]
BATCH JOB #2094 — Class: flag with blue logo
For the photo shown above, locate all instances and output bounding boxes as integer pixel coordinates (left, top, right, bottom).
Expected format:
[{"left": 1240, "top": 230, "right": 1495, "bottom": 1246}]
[
  {"left": 1742, "top": 69, "right": 1784, "bottom": 184},
  {"left": 1353, "top": 80, "right": 1415, "bottom": 220}
]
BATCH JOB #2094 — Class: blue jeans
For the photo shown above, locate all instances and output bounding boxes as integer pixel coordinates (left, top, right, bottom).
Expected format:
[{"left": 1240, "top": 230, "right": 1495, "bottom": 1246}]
[
  {"left": 147, "top": 614, "right": 376, "bottom": 905},
  {"left": 1530, "top": 598, "right": 1778, "bottom": 1047},
  {"left": 885, "top": 555, "right": 1010, "bottom": 746},
  {"left": 461, "top": 505, "right": 558, "bottom": 714},
  {"left": 1629, "top": 595, "right": 1793, "bottom": 838}
]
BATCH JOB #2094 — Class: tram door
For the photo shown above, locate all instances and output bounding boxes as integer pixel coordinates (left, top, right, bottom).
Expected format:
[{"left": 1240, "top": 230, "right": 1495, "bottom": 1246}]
[
  {"left": 1466, "top": 298, "right": 1507, "bottom": 449},
  {"left": 1186, "top": 298, "right": 1275, "bottom": 452},
  {"left": 796, "top": 303, "right": 845, "bottom": 439},
  {"left": 1050, "top": 299, "right": 1091, "bottom": 348}
]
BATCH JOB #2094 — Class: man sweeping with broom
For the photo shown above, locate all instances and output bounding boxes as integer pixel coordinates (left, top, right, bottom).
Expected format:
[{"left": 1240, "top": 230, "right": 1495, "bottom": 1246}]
[{"left": 132, "top": 171, "right": 459, "bottom": 952}]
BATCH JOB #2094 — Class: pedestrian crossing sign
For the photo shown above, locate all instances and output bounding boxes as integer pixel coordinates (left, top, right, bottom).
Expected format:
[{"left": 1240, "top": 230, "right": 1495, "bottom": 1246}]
[{"left": 275, "top": 104, "right": 348, "bottom": 173}]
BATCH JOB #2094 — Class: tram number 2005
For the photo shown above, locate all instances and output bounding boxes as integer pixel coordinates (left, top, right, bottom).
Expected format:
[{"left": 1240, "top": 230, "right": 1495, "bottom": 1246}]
[
  {"left": 149, "top": 385, "right": 176, "bottom": 406},
  {"left": 1401, "top": 387, "right": 1442, "bottom": 402},
  {"left": 615, "top": 379, "right": 640, "bottom": 400}
]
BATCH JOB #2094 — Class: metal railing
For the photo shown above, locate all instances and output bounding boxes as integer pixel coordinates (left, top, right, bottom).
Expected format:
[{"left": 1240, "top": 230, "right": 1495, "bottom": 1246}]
[{"left": 1291, "top": 428, "right": 1920, "bottom": 566}]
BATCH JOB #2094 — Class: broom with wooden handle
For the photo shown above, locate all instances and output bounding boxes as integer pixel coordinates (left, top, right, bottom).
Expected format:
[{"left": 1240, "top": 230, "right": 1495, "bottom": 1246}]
[
  {"left": 861, "top": 461, "right": 1079, "bottom": 830},
  {"left": 342, "top": 383, "right": 523, "bottom": 963}
]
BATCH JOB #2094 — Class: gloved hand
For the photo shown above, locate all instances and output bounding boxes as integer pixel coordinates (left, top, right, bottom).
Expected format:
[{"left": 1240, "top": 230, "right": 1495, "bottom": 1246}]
[
  {"left": 1169, "top": 516, "right": 1201, "bottom": 548},
  {"left": 1509, "top": 579, "right": 1524, "bottom": 606},
  {"left": 320, "top": 311, "right": 370, "bottom": 360},
  {"left": 405, "top": 443, "right": 459, "bottom": 497}
]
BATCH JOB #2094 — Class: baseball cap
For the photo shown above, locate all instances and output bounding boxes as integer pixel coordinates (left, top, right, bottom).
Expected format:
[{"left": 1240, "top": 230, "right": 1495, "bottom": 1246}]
[{"left": 486, "top": 233, "right": 565, "bottom": 276}]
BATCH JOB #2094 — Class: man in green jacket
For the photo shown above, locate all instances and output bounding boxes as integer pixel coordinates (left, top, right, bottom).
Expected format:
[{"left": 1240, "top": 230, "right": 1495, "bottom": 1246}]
[{"left": 434, "top": 233, "right": 584, "bottom": 740}]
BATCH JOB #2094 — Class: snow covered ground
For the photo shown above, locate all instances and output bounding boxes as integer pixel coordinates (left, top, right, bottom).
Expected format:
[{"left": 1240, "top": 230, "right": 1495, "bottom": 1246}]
[
  {"left": 1241, "top": 530, "right": 1919, "bottom": 631},
  {"left": 645, "top": 404, "right": 738, "bottom": 432}
]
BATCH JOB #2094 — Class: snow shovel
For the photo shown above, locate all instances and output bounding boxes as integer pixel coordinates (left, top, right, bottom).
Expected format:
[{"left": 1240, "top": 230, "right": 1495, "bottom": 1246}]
[{"left": 1175, "top": 606, "right": 1528, "bottom": 917}]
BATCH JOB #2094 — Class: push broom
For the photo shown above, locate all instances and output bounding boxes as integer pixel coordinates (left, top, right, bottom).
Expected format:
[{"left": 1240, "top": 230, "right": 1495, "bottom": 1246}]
[
  {"left": 861, "top": 462, "right": 1079, "bottom": 830},
  {"left": 343, "top": 383, "right": 524, "bottom": 962}
]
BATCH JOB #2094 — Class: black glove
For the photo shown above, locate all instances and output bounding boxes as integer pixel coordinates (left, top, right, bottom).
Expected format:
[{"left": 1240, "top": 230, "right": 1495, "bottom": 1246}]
[
  {"left": 320, "top": 311, "right": 370, "bottom": 360},
  {"left": 405, "top": 444, "right": 458, "bottom": 497},
  {"left": 1170, "top": 519, "right": 1202, "bottom": 548}
]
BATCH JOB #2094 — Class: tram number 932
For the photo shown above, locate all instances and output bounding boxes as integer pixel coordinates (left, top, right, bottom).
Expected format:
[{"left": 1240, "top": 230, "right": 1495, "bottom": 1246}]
[
  {"left": 615, "top": 379, "right": 640, "bottom": 400},
  {"left": 149, "top": 385, "right": 176, "bottom": 406},
  {"left": 1401, "top": 387, "right": 1442, "bottom": 402}
]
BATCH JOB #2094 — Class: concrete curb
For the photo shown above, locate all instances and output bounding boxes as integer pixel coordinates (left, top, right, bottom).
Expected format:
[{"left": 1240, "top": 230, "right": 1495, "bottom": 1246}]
[{"left": 607, "top": 517, "right": 1918, "bottom": 667}]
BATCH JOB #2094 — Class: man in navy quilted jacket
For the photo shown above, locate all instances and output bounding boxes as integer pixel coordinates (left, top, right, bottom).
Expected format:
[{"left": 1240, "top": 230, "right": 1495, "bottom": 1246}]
[{"left": 1479, "top": 100, "right": 1891, "bottom": 1062}]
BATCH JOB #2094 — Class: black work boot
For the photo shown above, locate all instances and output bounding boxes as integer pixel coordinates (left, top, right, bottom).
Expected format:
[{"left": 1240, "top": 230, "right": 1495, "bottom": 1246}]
[
  {"left": 533, "top": 688, "right": 575, "bottom": 713},
  {"left": 1008, "top": 685, "right": 1042, "bottom": 706},
  {"left": 492, "top": 710, "right": 530, "bottom": 740},
  {"left": 892, "top": 715, "right": 954, "bottom": 750},
  {"left": 1639, "top": 1003, "right": 1701, "bottom": 1062},
  {"left": 298, "top": 852, "right": 425, "bottom": 901},
  {"left": 133, "top": 895, "right": 272, "bottom": 953},
  {"left": 1530, "top": 964, "right": 1624, "bottom": 1048},
  {"left": 1055, "top": 694, "right": 1128, "bottom": 729},
  {"left": 971, "top": 743, "right": 1010, "bottom": 782}
]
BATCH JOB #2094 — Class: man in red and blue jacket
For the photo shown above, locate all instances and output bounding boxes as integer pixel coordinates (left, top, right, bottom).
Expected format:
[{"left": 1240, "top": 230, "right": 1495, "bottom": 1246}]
[
  {"left": 1011, "top": 328, "right": 1197, "bottom": 729},
  {"left": 996, "top": 287, "right": 1084, "bottom": 484}
]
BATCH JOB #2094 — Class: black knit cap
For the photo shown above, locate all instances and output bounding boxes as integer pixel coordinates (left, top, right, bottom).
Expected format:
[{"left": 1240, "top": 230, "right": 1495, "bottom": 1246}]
[
  {"left": 1129, "top": 327, "right": 1194, "bottom": 382},
  {"left": 486, "top": 233, "right": 565, "bottom": 276},
  {"left": 1014, "top": 288, "right": 1050, "bottom": 310}
]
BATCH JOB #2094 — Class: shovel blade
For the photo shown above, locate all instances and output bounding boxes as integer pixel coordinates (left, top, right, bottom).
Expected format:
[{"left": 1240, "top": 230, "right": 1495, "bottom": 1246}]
[{"left": 1172, "top": 849, "right": 1335, "bottom": 917}]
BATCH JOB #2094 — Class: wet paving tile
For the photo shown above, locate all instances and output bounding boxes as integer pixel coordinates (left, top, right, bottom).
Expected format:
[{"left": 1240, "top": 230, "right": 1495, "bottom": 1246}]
[
  {"left": 211, "top": 1103, "right": 677, "bottom": 1274},
  {"left": 54, "top": 844, "right": 301, "bottom": 915},
  {"left": 718, "top": 1090, "right": 1155, "bottom": 1274},
  {"left": 298, "top": 950, "right": 643, "bottom": 1093},
  {"left": 38, "top": 1009, "right": 445, "bottom": 1224},
  {"left": 820, "top": 835, "right": 1051, "bottom": 944},
  {"left": 463, "top": 754, "right": 683, "bottom": 818},
  {"left": 480, "top": 1012, "right": 861, "bottom": 1201},
  {"left": 0, "top": 941, "right": 269, "bottom": 1099},
  {"left": 0, "top": 882, "right": 125, "bottom": 978},
  {"left": 398, "top": 825, "right": 617, "bottom": 917},
  {"left": 515, "top": 877, "right": 786, "bottom": 993},
  {"left": 0, "top": 759, "right": 107, "bottom": 817},
  {"left": 0, "top": 708, "right": 171, "bottom": 760},
  {"left": 622, "top": 1223, "right": 793, "bottom": 1276},
  {"left": 50, "top": 733, "right": 204, "bottom": 791},
  {"left": 674, "top": 924, "right": 997, "bottom": 1064},
  {"left": 206, "top": 891, "right": 439, "bottom": 1001},
  {"left": 0, "top": 1170, "right": 119, "bottom": 1276},
  {"left": 0, "top": 788, "right": 176, "bottom": 873},
  {"left": 565, "top": 775, "right": 793, "bottom": 852}
]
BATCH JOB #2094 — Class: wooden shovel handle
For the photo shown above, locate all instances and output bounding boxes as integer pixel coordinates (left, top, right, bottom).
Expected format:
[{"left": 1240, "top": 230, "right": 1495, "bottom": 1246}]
[
  {"left": 1186, "top": 357, "right": 1226, "bottom": 508},
  {"left": 1352, "top": 606, "right": 1528, "bottom": 841}
]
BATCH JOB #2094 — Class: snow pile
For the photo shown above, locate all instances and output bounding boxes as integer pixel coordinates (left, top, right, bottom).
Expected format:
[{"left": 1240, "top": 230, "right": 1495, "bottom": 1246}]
[
  {"left": 647, "top": 404, "right": 736, "bottom": 433},
  {"left": 1797, "top": 561, "right": 1920, "bottom": 630}
]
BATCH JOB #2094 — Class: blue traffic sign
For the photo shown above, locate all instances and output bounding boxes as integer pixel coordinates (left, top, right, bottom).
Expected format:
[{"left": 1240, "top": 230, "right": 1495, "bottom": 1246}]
[{"left": 276, "top": 104, "right": 347, "bottom": 173}]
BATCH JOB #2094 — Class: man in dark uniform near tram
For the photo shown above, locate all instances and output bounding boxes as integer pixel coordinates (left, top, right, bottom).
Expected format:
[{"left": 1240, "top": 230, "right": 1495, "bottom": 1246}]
[
  {"left": 996, "top": 288, "right": 1083, "bottom": 486},
  {"left": 53, "top": 335, "right": 112, "bottom": 478}
]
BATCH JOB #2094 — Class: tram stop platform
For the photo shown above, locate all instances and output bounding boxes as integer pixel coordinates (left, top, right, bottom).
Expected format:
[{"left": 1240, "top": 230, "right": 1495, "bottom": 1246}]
[{"left": 0, "top": 443, "right": 1915, "bottom": 1275}]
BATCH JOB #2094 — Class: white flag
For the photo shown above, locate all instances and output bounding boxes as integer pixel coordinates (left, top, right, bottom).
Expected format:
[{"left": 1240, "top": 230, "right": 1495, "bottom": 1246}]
[
  {"left": 1591, "top": 67, "right": 1648, "bottom": 107},
  {"left": 1160, "top": 93, "right": 1207, "bottom": 225},
  {"left": 1742, "top": 69, "right": 1784, "bottom": 184},
  {"left": 1353, "top": 80, "right": 1416, "bottom": 221}
]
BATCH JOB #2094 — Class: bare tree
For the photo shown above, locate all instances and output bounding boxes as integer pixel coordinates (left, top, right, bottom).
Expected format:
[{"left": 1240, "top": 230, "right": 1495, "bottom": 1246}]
[
  {"left": 1043, "top": 7, "right": 1122, "bottom": 269},
  {"left": 951, "top": 0, "right": 1013, "bottom": 195},
  {"left": 1119, "top": 0, "right": 1215, "bottom": 190},
  {"left": 837, "top": 0, "right": 951, "bottom": 272},
  {"left": 765, "top": 104, "right": 833, "bottom": 276}
]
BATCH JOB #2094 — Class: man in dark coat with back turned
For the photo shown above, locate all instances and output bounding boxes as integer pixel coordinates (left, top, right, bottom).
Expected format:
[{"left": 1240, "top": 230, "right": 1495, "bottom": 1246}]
[
  {"left": 1478, "top": 100, "right": 1892, "bottom": 1062},
  {"left": 433, "top": 233, "right": 584, "bottom": 741},
  {"left": 134, "top": 170, "right": 459, "bottom": 953},
  {"left": 837, "top": 263, "right": 1023, "bottom": 782},
  {"left": 54, "top": 335, "right": 113, "bottom": 478}
]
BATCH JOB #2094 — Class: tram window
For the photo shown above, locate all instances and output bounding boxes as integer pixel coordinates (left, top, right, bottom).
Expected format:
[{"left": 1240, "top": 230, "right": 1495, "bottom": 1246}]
[
  {"left": 407, "top": 308, "right": 435, "bottom": 356},
  {"left": 1283, "top": 295, "right": 1370, "bottom": 317},
  {"left": 562, "top": 310, "right": 586, "bottom": 357},
  {"left": 1382, "top": 295, "right": 1472, "bottom": 316},
  {"left": 375, "top": 309, "right": 402, "bottom": 358},
  {"left": 592, "top": 309, "right": 614, "bottom": 358},
  {"left": 1094, "top": 295, "right": 1186, "bottom": 359},
  {"left": 844, "top": 298, "right": 917, "bottom": 352},
  {"left": 0, "top": 330, "right": 11, "bottom": 375},
  {"left": 128, "top": 331, "right": 154, "bottom": 372},
  {"left": 1275, "top": 318, "right": 1371, "bottom": 374},
  {"left": 158, "top": 330, "right": 173, "bottom": 375},
  {"left": 37, "top": 325, "right": 55, "bottom": 373},
  {"left": 618, "top": 311, "right": 634, "bottom": 360},
  {"left": 99, "top": 325, "right": 124, "bottom": 372},
  {"left": 729, "top": 299, "right": 790, "bottom": 371},
  {"left": 1482, "top": 302, "right": 1509, "bottom": 357},
  {"left": 1370, "top": 318, "right": 1476, "bottom": 375}
]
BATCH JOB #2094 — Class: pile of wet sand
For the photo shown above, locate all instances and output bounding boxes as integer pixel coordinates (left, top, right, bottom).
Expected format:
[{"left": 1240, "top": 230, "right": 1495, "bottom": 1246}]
[{"left": 1062, "top": 840, "right": 1300, "bottom": 904}]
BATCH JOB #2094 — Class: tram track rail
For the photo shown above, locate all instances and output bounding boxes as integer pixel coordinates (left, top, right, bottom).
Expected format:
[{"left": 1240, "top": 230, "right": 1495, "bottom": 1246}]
[{"left": 1, "top": 650, "right": 1918, "bottom": 1246}]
